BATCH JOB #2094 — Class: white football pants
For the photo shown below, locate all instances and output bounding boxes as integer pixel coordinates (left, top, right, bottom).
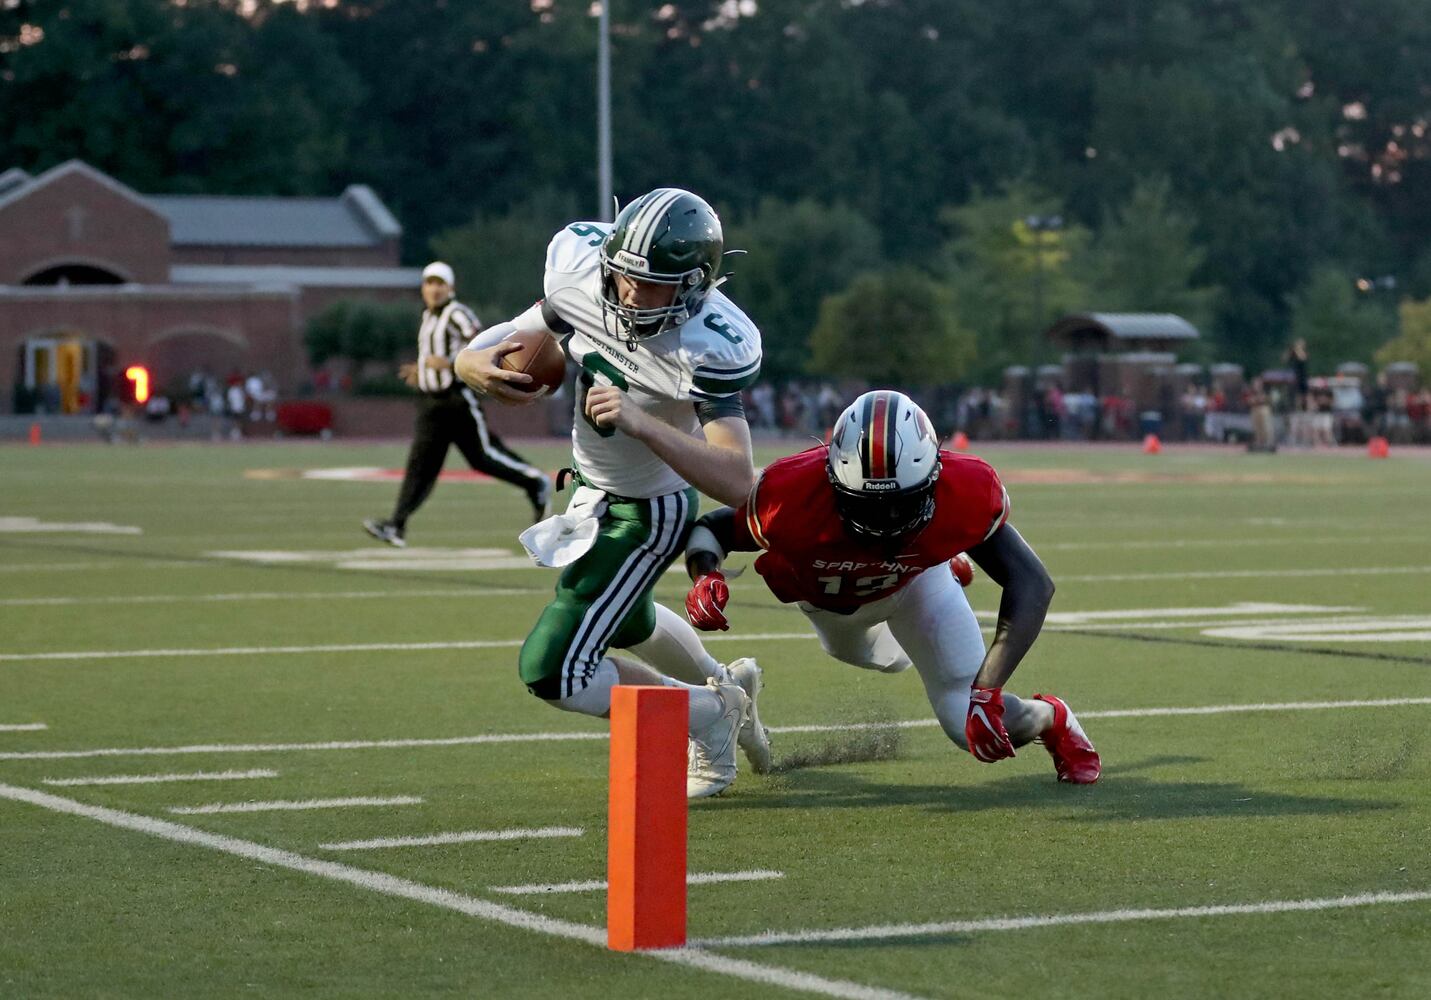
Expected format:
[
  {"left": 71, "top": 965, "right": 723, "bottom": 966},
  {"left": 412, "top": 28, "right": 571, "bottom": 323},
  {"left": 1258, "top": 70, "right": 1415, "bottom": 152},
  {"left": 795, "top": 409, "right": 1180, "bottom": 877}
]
[{"left": 799, "top": 562, "right": 984, "bottom": 749}]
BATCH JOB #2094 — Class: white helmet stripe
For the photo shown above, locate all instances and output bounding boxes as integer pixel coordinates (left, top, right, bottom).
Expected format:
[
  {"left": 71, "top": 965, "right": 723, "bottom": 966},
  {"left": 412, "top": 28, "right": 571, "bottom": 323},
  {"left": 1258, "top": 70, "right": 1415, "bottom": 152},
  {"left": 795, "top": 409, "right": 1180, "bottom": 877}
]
[
  {"left": 622, "top": 191, "right": 664, "bottom": 259},
  {"left": 630, "top": 188, "right": 684, "bottom": 260}
]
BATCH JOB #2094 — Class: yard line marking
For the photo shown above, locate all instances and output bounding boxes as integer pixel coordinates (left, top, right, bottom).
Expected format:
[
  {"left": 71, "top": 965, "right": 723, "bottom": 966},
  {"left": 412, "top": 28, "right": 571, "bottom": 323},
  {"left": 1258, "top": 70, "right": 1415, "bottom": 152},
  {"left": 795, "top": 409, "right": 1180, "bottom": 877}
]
[
  {"left": 1059, "top": 565, "right": 1431, "bottom": 583},
  {"left": 688, "top": 889, "right": 1431, "bottom": 949},
  {"left": 0, "top": 560, "right": 193, "bottom": 573},
  {"left": 0, "top": 516, "right": 141, "bottom": 535},
  {"left": 169, "top": 795, "right": 422, "bottom": 815},
  {"left": 0, "top": 588, "right": 536, "bottom": 608},
  {"left": 0, "top": 632, "right": 817, "bottom": 663},
  {"left": 4, "top": 696, "right": 1429, "bottom": 762},
  {"left": 0, "top": 732, "right": 608, "bottom": 760},
  {"left": 41, "top": 768, "right": 278, "bottom": 787},
  {"left": 1034, "top": 603, "right": 1359, "bottom": 624},
  {"left": 1040, "top": 534, "right": 1429, "bottom": 551},
  {"left": 0, "top": 723, "right": 47, "bottom": 732},
  {"left": 491, "top": 870, "right": 785, "bottom": 895},
  {"left": 0, "top": 783, "right": 917, "bottom": 1000},
  {"left": 320, "top": 827, "right": 584, "bottom": 851}
]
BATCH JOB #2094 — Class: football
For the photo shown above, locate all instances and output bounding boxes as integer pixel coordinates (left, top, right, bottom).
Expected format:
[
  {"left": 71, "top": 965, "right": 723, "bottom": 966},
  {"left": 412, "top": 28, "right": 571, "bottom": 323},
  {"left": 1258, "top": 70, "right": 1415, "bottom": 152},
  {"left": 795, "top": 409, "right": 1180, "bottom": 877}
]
[{"left": 497, "top": 329, "right": 567, "bottom": 396}]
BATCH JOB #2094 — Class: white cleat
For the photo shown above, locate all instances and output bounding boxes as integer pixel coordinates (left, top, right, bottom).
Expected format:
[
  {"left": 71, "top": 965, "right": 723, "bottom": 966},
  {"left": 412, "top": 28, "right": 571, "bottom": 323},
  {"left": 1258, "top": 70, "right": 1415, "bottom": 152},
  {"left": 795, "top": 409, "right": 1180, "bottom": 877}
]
[
  {"left": 687, "top": 679, "right": 749, "bottom": 800},
  {"left": 726, "top": 658, "right": 771, "bottom": 775}
]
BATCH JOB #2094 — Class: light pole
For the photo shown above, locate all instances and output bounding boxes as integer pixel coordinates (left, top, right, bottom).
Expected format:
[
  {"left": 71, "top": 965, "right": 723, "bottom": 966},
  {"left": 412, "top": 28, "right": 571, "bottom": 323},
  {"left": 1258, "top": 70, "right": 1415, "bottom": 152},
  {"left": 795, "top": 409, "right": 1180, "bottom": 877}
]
[{"left": 597, "top": 1, "right": 612, "bottom": 222}]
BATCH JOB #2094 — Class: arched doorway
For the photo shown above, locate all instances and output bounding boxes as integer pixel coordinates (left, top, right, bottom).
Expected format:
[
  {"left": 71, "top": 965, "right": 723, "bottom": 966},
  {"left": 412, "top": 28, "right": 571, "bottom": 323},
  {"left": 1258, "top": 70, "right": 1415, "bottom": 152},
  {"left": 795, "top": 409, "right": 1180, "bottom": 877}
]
[{"left": 22, "top": 262, "right": 127, "bottom": 286}]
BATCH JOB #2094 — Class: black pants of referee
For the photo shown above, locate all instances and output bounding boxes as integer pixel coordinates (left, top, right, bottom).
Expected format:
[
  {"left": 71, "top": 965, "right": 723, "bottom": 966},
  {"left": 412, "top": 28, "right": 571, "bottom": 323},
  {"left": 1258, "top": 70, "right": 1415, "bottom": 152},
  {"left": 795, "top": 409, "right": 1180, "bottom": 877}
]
[{"left": 391, "top": 386, "right": 546, "bottom": 529}]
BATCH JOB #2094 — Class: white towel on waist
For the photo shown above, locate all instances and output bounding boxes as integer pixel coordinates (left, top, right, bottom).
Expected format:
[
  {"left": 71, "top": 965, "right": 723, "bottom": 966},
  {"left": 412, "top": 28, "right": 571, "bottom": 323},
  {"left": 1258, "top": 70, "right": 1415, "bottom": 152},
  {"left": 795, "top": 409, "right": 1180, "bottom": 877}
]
[{"left": 519, "top": 485, "right": 608, "bottom": 568}]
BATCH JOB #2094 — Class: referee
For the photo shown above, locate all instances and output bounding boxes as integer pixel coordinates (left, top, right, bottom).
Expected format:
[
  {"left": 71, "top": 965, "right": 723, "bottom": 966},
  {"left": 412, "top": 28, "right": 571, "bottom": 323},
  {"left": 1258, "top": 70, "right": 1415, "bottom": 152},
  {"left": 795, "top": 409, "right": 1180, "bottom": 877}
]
[{"left": 363, "top": 262, "right": 551, "bottom": 547}]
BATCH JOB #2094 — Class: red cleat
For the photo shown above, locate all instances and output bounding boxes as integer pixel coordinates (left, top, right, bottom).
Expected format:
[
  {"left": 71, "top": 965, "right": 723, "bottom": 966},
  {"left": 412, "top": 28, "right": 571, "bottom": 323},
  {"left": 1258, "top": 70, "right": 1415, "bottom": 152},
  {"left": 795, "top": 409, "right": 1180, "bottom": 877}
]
[{"left": 1033, "top": 694, "right": 1101, "bottom": 784}]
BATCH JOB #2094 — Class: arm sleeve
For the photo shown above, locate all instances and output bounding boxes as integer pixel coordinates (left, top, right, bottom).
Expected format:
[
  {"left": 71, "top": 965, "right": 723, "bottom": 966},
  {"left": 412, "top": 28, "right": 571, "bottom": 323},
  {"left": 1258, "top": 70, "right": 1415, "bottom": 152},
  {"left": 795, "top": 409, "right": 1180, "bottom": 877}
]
[
  {"left": 461, "top": 301, "right": 553, "bottom": 353},
  {"left": 694, "top": 393, "right": 745, "bottom": 425}
]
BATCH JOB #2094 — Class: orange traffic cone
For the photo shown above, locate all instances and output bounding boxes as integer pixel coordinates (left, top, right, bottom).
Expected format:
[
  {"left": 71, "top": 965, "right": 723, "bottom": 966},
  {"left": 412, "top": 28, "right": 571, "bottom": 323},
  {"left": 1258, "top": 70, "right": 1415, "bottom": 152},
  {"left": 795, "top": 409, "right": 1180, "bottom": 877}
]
[
  {"left": 28, "top": 422, "right": 41, "bottom": 446},
  {"left": 951, "top": 431, "right": 970, "bottom": 451},
  {"left": 1368, "top": 436, "right": 1390, "bottom": 458},
  {"left": 1142, "top": 433, "right": 1162, "bottom": 454}
]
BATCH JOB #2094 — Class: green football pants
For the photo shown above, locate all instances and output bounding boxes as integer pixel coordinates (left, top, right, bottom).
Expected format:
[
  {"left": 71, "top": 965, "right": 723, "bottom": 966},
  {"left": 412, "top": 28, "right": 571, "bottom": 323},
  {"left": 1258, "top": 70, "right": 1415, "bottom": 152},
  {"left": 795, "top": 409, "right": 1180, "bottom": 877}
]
[{"left": 519, "top": 487, "right": 696, "bottom": 700}]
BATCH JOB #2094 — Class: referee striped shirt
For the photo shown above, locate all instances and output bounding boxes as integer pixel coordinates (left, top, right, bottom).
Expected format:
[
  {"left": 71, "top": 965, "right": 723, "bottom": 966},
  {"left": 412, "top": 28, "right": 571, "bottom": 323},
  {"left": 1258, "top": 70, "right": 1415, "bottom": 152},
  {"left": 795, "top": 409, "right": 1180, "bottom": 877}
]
[{"left": 417, "top": 299, "right": 481, "bottom": 393}]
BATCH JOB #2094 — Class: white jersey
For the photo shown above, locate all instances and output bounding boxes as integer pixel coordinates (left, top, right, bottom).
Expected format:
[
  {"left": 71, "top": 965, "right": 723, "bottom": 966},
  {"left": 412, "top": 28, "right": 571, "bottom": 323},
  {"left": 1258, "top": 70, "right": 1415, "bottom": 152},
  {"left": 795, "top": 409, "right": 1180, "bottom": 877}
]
[{"left": 542, "top": 222, "right": 762, "bottom": 498}]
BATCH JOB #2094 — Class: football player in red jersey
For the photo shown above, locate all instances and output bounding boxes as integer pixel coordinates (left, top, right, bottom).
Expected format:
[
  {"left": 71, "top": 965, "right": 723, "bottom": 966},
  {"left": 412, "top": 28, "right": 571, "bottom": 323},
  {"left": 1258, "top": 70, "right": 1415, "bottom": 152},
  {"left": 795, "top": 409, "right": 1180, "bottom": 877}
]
[{"left": 684, "top": 390, "right": 1100, "bottom": 783}]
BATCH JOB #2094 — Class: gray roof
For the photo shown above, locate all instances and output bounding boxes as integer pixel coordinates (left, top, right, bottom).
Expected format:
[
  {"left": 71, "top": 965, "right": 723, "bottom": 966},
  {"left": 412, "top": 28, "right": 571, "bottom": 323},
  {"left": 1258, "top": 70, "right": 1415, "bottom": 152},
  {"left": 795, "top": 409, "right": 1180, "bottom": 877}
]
[
  {"left": 170, "top": 264, "right": 422, "bottom": 290},
  {"left": 1047, "top": 312, "right": 1200, "bottom": 345},
  {"left": 0, "top": 168, "right": 31, "bottom": 197},
  {"left": 149, "top": 184, "right": 401, "bottom": 247}
]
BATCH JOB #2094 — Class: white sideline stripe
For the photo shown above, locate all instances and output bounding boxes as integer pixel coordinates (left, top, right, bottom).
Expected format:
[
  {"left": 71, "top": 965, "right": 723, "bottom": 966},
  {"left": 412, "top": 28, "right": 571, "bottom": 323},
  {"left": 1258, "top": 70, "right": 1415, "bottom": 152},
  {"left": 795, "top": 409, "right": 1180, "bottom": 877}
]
[
  {"left": 1059, "top": 565, "right": 1431, "bottom": 583},
  {"left": 42, "top": 768, "right": 277, "bottom": 787},
  {"left": 492, "top": 870, "right": 786, "bottom": 895},
  {"left": 0, "top": 588, "right": 534, "bottom": 608},
  {"left": 320, "top": 826, "right": 584, "bottom": 851},
  {"left": 0, "top": 723, "right": 47, "bottom": 732},
  {"left": 688, "top": 890, "right": 1431, "bottom": 949},
  {"left": 169, "top": 795, "right": 422, "bottom": 815},
  {"left": 0, "top": 783, "right": 916, "bottom": 1000},
  {"left": 0, "top": 632, "right": 816, "bottom": 663},
  {"left": 4, "top": 696, "right": 1429, "bottom": 762}
]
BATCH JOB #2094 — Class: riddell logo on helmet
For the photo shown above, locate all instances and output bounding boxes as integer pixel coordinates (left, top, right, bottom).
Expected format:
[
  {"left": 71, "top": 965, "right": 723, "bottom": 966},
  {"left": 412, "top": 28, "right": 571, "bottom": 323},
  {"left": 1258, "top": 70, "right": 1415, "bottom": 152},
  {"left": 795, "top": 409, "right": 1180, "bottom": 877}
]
[
  {"left": 861, "top": 480, "right": 899, "bottom": 492},
  {"left": 614, "top": 250, "right": 648, "bottom": 271}
]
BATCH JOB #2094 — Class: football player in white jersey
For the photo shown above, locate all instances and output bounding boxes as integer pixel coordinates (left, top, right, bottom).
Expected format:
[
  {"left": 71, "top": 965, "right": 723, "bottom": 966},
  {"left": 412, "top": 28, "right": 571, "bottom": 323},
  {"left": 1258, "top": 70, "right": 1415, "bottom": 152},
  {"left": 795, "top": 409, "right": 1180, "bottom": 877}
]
[{"left": 455, "top": 188, "right": 770, "bottom": 797}]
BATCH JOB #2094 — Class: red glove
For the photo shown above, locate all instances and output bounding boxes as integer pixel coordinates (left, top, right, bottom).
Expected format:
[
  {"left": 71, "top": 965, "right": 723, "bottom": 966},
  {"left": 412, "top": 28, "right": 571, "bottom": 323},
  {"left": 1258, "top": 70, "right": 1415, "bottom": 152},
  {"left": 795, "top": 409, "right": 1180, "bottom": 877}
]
[
  {"left": 685, "top": 571, "right": 730, "bottom": 631},
  {"left": 966, "top": 686, "right": 1016, "bottom": 762}
]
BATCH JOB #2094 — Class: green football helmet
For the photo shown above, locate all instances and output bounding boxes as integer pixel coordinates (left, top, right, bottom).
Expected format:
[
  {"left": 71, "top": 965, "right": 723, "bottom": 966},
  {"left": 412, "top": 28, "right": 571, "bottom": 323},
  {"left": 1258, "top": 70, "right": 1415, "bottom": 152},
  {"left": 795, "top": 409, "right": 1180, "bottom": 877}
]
[{"left": 600, "top": 188, "right": 724, "bottom": 344}]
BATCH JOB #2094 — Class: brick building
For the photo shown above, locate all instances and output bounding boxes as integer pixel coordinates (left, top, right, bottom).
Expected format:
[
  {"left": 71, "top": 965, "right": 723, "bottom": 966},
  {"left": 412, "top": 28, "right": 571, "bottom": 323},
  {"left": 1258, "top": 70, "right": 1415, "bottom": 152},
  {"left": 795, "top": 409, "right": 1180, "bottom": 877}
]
[{"left": 0, "top": 160, "right": 419, "bottom": 414}]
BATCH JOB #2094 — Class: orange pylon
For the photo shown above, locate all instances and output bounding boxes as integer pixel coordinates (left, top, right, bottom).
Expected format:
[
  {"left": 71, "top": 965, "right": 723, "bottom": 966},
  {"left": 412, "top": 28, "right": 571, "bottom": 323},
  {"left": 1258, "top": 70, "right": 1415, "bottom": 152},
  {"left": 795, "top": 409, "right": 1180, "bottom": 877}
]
[
  {"left": 1368, "top": 436, "right": 1390, "bottom": 458},
  {"left": 1142, "top": 433, "right": 1162, "bottom": 454},
  {"left": 28, "top": 422, "right": 41, "bottom": 446},
  {"left": 951, "top": 431, "right": 970, "bottom": 451},
  {"left": 607, "top": 685, "right": 687, "bottom": 951}
]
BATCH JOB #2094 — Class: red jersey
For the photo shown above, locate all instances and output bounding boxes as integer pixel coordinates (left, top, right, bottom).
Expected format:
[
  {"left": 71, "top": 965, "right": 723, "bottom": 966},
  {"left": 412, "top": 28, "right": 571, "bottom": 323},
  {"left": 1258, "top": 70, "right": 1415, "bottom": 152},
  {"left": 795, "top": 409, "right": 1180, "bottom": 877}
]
[{"left": 733, "top": 447, "right": 1009, "bottom": 613}]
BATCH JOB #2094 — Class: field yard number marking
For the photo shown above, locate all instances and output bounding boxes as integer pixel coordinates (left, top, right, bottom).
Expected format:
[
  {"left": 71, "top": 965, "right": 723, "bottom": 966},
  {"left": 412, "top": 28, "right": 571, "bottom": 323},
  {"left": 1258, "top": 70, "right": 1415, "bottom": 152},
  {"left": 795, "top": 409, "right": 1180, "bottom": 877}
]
[{"left": 1203, "top": 616, "right": 1431, "bottom": 643}]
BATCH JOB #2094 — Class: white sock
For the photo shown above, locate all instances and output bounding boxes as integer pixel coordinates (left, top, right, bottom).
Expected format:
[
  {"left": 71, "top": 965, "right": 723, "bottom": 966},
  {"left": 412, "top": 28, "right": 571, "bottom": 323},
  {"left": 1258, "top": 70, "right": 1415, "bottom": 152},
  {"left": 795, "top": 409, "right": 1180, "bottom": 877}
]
[
  {"left": 627, "top": 603, "right": 729, "bottom": 684},
  {"left": 657, "top": 675, "right": 724, "bottom": 730}
]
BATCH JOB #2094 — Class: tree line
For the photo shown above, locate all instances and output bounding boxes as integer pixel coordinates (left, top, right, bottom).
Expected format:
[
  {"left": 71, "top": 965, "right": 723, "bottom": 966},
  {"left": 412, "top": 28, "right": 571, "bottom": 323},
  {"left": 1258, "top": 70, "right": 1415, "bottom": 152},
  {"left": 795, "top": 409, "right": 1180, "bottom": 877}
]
[{"left": 6, "top": 0, "right": 1431, "bottom": 380}]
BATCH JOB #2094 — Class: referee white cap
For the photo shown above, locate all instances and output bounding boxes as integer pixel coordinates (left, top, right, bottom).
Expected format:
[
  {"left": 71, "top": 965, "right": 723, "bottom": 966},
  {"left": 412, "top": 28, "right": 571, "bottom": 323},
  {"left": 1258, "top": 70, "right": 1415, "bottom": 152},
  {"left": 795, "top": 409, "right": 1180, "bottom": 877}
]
[{"left": 421, "top": 261, "right": 455, "bottom": 287}]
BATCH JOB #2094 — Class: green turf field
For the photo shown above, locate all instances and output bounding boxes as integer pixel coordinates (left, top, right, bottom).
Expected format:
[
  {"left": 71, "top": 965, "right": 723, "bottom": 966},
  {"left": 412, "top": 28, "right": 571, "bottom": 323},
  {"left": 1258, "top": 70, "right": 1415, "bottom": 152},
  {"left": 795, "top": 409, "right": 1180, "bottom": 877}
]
[{"left": 2, "top": 439, "right": 1429, "bottom": 999}]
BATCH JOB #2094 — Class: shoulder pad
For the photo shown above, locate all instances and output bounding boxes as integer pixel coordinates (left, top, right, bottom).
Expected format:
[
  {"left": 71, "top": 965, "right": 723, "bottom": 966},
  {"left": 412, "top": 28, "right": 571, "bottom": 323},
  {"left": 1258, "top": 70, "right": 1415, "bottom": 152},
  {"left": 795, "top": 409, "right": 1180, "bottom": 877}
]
[
  {"left": 684, "top": 291, "right": 762, "bottom": 397},
  {"left": 544, "top": 222, "right": 608, "bottom": 296},
  {"left": 747, "top": 448, "right": 825, "bottom": 546}
]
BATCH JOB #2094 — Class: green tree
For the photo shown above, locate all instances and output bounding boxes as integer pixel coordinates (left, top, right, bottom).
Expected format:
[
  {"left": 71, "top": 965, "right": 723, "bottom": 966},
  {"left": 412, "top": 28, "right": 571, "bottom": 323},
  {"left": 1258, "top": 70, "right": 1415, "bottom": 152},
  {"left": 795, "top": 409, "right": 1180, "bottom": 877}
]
[
  {"left": 808, "top": 268, "right": 974, "bottom": 385},
  {"left": 1286, "top": 266, "right": 1398, "bottom": 369},
  {"left": 726, "top": 198, "right": 884, "bottom": 382},
  {"left": 305, "top": 300, "right": 415, "bottom": 366},
  {"left": 0, "top": 0, "right": 360, "bottom": 194},
  {"left": 430, "top": 187, "right": 581, "bottom": 323},
  {"left": 939, "top": 182, "right": 1091, "bottom": 381},
  {"left": 1080, "top": 176, "right": 1220, "bottom": 331},
  {"left": 1374, "top": 298, "right": 1431, "bottom": 375}
]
